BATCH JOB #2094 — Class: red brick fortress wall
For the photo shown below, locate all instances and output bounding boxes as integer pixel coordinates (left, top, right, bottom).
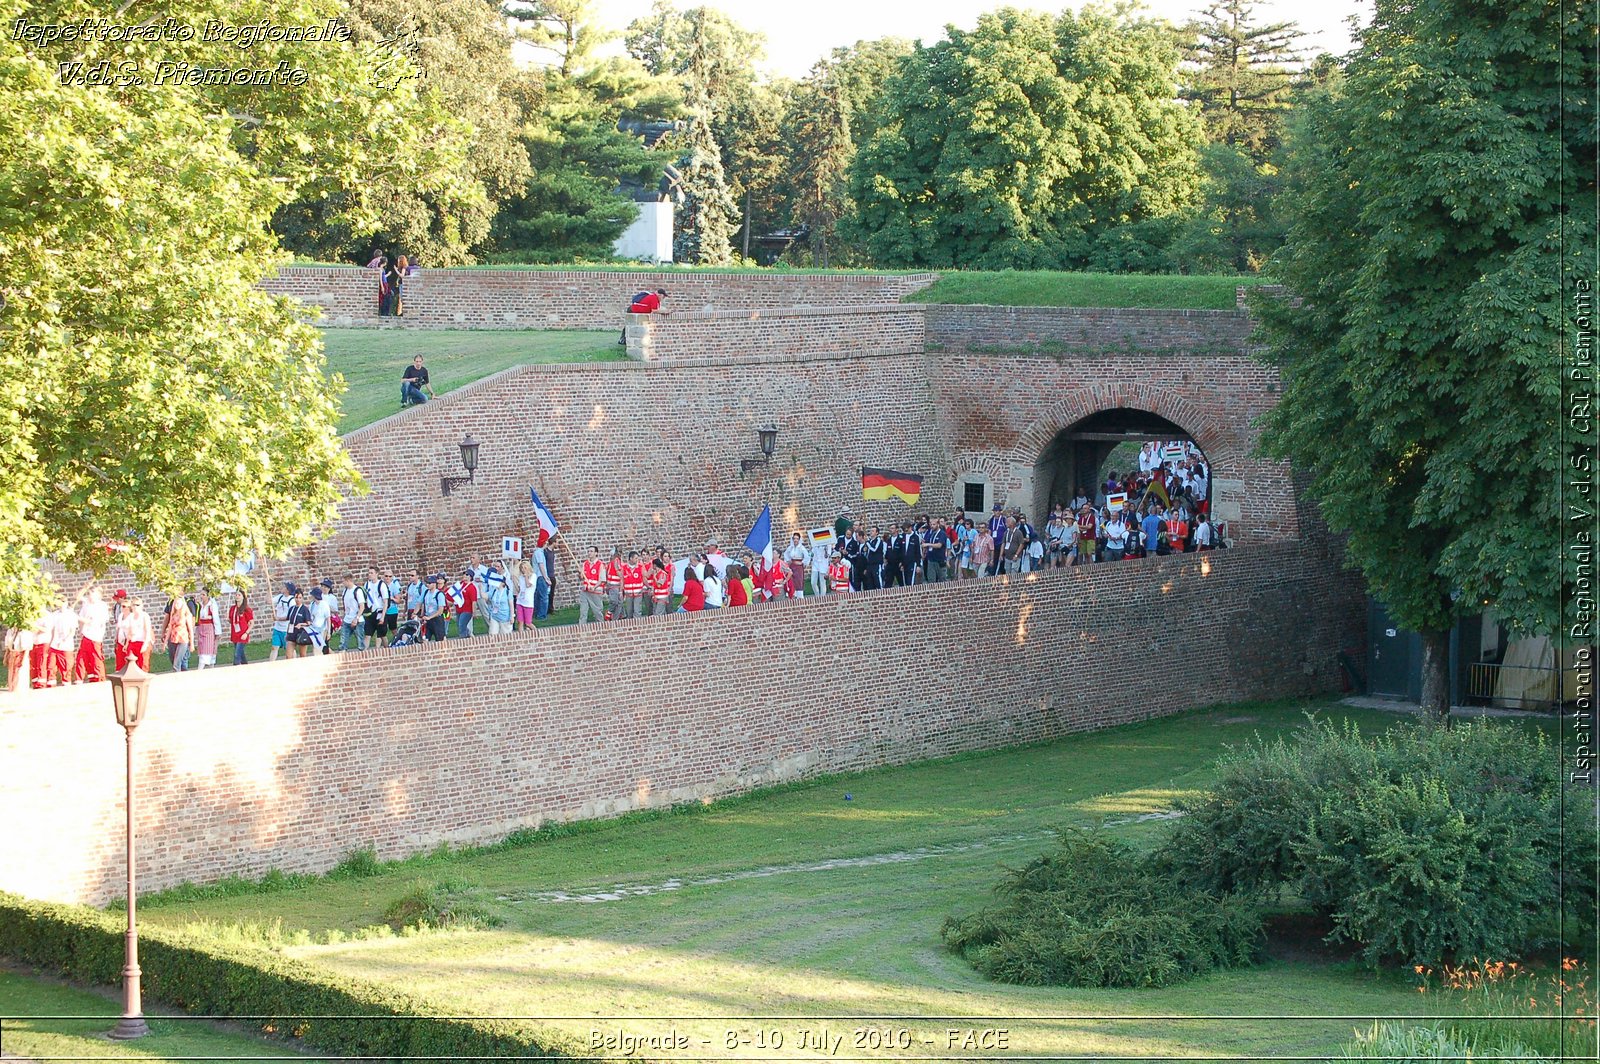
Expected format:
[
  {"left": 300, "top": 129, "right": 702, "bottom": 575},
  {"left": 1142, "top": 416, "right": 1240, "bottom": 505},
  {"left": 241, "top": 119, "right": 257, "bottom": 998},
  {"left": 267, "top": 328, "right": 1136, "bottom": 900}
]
[
  {"left": 0, "top": 540, "right": 1362, "bottom": 906},
  {"left": 627, "top": 305, "right": 925, "bottom": 363},
  {"left": 258, "top": 268, "right": 939, "bottom": 329},
  {"left": 923, "top": 303, "right": 1256, "bottom": 353}
]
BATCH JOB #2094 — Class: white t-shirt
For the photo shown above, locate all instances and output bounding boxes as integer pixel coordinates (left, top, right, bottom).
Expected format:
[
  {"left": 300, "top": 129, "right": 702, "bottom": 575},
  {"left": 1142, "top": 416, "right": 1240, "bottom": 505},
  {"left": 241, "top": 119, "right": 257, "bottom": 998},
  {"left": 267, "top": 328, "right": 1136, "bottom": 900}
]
[
  {"left": 703, "top": 575, "right": 725, "bottom": 607},
  {"left": 310, "top": 598, "right": 331, "bottom": 638},
  {"left": 78, "top": 600, "right": 110, "bottom": 643},
  {"left": 49, "top": 608, "right": 78, "bottom": 651},
  {"left": 810, "top": 541, "right": 830, "bottom": 572},
  {"left": 272, "top": 593, "right": 294, "bottom": 632},
  {"left": 515, "top": 573, "right": 539, "bottom": 607},
  {"left": 1106, "top": 521, "right": 1129, "bottom": 550}
]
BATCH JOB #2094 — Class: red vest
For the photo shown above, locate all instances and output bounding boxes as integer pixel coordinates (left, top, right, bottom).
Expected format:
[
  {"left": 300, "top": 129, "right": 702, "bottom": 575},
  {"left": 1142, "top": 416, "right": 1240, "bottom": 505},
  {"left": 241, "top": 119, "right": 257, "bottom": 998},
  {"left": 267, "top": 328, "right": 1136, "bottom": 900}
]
[
  {"left": 605, "top": 557, "right": 622, "bottom": 587},
  {"left": 621, "top": 563, "right": 645, "bottom": 595},
  {"left": 581, "top": 559, "right": 604, "bottom": 591},
  {"left": 650, "top": 566, "right": 672, "bottom": 601},
  {"left": 828, "top": 562, "right": 851, "bottom": 592}
]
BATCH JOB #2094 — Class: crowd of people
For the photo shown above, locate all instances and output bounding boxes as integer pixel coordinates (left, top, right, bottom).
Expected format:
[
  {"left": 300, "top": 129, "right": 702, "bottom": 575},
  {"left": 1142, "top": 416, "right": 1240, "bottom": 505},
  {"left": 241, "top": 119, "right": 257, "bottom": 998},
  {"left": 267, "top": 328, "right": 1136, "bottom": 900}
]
[{"left": 0, "top": 442, "right": 1216, "bottom": 690}]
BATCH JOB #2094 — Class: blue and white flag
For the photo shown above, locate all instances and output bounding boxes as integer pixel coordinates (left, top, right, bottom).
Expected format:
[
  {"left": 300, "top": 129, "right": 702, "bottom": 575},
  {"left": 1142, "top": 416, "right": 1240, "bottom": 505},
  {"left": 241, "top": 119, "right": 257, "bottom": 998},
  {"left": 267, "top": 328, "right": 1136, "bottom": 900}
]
[{"left": 744, "top": 504, "right": 773, "bottom": 563}]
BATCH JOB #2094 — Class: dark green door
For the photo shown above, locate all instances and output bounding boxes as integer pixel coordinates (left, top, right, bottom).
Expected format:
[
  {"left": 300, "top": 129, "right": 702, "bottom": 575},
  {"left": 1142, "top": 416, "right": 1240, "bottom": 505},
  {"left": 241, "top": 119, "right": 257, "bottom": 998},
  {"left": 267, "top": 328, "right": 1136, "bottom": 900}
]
[{"left": 1368, "top": 600, "right": 1415, "bottom": 700}]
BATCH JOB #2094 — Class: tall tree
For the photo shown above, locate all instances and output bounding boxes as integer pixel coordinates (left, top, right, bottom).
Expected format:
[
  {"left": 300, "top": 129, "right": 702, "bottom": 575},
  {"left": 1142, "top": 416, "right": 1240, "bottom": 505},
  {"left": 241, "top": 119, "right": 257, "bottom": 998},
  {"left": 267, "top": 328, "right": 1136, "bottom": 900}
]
[
  {"left": 274, "top": 0, "right": 530, "bottom": 265},
  {"left": 784, "top": 63, "right": 854, "bottom": 266},
  {"left": 1182, "top": 0, "right": 1304, "bottom": 160},
  {"left": 1255, "top": 0, "right": 1596, "bottom": 718},
  {"left": 493, "top": 1, "right": 682, "bottom": 261},
  {"left": 827, "top": 37, "right": 913, "bottom": 149},
  {"left": 845, "top": 5, "right": 1203, "bottom": 269},
  {"left": 626, "top": 1, "right": 762, "bottom": 263},
  {"left": 0, "top": 0, "right": 478, "bottom": 621}
]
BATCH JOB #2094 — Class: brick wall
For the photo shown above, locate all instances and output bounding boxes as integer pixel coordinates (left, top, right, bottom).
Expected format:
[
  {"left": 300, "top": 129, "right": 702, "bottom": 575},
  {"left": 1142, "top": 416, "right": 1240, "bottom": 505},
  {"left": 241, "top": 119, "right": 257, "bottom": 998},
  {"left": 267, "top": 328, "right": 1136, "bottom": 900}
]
[
  {"left": 259, "top": 268, "right": 938, "bottom": 329},
  {"left": 923, "top": 303, "right": 1256, "bottom": 353},
  {"left": 0, "top": 540, "right": 1364, "bottom": 906},
  {"left": 930, "top": 352, "right": 1296, "bottom": 544},
  {"left": 627, "top": 305, "right": 925, "bottom": 363},
  {"left": 289, "top": 353, "right": 952, "bottom": 602}
]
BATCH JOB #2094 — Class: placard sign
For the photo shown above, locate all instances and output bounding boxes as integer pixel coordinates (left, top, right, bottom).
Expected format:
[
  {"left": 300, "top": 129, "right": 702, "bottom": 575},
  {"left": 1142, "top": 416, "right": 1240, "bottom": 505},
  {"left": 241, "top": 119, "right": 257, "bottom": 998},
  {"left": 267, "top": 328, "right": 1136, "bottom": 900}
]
[{"left": 502, "top": 535, "right": 523, "bottom": 559}]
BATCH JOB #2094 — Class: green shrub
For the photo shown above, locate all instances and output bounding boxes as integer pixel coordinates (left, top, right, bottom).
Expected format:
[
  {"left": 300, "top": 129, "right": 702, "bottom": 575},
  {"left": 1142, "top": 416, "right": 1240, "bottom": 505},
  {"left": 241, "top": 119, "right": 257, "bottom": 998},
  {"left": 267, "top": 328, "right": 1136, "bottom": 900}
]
[
  {"left": 327, "top": 846, "right": 383, "bottom": 880},
  {"left": 1332, "top": 1021, "right": 1549, "bottom": 1063},
  {"left": 941, "top": 830, "right": 1262, "bottom": 988},
  {"left": 382, "top": 879, "right": 501, "bottom": 932},
  {"left": 1164, "top": 719, "right": 1574, "bottom": 967},
  {"left": 0, "top": 894, "right": 583, "bottom": 1060}
]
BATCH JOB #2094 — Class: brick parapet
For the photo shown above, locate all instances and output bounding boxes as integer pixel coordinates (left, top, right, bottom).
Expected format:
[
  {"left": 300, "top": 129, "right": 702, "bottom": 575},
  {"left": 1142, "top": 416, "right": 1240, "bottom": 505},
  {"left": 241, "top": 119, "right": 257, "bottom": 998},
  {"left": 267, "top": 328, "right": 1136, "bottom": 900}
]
[
  {"left": 628, "top": 304, "right": 926, "bottom": 364},
  {"left": 259, "top": 268, "right": 939, "bottom": 330},
  {"left": 0, "top": 540, "right": 1363, "bottom": 906},
  {"left": 923, "top": 303, "right": 1255, "bottom": 354}
]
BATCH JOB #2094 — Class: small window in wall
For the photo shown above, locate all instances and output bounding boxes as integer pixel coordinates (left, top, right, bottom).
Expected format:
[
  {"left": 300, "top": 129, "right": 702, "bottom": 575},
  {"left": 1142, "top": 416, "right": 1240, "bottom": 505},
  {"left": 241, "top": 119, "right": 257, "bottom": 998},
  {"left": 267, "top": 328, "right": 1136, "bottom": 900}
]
[{"left": 962, "top": 481, "right": 987, "bottom": 514}]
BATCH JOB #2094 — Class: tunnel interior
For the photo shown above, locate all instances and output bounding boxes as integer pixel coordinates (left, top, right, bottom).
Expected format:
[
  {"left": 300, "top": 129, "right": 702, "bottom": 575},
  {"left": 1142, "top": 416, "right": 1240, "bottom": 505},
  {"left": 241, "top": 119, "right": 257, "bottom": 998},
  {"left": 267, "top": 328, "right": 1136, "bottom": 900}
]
[{"left": 1033, "top": 409, "right": 1205, "bottom": 517}]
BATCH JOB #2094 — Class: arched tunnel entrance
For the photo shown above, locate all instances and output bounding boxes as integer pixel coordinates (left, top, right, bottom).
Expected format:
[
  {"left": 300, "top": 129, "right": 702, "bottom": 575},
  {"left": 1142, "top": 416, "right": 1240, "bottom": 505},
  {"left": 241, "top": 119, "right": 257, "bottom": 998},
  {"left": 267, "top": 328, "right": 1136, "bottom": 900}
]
[{"left": 1033, "top": 408, "right": 1211, "bottom": 519}]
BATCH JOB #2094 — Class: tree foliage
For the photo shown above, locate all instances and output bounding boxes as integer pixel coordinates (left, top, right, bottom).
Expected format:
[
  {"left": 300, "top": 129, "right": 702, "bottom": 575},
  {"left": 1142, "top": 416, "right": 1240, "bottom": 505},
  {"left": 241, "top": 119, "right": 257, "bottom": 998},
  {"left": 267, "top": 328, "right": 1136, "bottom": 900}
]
[
  {"left": 0, "top": 0, "right": 485, "bottom": 619},
  {"left": 844, "top": 5, "right": 1203, "bottom": 269},
  {"left": 1254, "top": 0, "right": 1597, "bottom": 716},
  {"left": 274, "top": 0, "right": 528, "bottom": 265},
  {"left": 1181, "top": 0, "right": 1304, "bottom": 161},
  {"left": 493, "top": 1, "right": 681, "bottom": 262},
  {"left": 784, "top": 63, "right": 854, "bottom": 266}
]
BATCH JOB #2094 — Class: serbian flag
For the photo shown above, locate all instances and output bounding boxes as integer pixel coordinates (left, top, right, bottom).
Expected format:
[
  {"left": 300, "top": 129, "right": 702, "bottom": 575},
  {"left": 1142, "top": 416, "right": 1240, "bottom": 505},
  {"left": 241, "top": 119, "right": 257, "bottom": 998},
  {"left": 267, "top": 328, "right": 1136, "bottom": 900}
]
[
  {"left": 529, "top": 488, "right": 559, "bottom": 546},
  {"left": 744, "top": 504, "right": 773, "bottom": 562},
  {"left": 861, "top": 467, "right": 922, "bottom": 505}
]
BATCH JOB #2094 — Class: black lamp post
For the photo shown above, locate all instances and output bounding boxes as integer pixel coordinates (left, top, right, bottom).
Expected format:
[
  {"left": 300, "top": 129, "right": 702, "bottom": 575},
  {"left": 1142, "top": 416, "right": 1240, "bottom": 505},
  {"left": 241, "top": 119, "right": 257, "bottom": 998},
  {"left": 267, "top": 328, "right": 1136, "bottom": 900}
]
[
  {"left": 440, "top": 434, "right": 479, "bottom": 496},
  {"left": 740, "top": 426, "right": 779, "bottom": 474},
  {"left": 107, "top": 662, "right": 152, "bottom": 1041}
]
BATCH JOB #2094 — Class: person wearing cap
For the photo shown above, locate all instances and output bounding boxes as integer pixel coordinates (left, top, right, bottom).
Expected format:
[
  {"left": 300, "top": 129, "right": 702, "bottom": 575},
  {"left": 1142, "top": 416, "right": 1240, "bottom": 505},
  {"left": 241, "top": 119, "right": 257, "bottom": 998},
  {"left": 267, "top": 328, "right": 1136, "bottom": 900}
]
[
  {"left": 309, "top": 585, "right": 332, "bottom": 654},
  {"left": 269, "top": 581, "right": 296, "bottom": 661},
  {"left": 833, "top": 507, "right": 854, "bottom": 542},
  {"left": 827, "top": 551, "right": 851, "bottom": 594},
  {"left": 421, "top": 575, "right": 449, "bottom": 642}
]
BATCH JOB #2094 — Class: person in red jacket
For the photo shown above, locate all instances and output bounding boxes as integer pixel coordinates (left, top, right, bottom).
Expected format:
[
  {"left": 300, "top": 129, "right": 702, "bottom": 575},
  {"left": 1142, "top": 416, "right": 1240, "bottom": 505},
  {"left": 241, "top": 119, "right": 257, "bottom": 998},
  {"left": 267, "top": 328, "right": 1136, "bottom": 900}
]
[
  {"left": 649, "top": 558, "right": 673, "bottom": 616},
  {"left": 604, "top": 547, "right": 624, "bottom": 621},
  {"left": 620, "top": 552, "right": 645, "bottom": 619},
  {"left": 228, "top": 591, "right": 254, "bottom": 666},
  {"left": 578, "top": 547, "right": 606, "bottom": 624},
  {"left": 452, "top": 571, "right": 478, "bottom": 638}
]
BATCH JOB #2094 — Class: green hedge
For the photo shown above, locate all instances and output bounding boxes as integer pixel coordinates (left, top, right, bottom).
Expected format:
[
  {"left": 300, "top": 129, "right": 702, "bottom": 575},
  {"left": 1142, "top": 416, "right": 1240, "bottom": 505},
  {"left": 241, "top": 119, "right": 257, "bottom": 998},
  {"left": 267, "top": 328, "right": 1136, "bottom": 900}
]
[{"left": 0, "top": 893, "right": 593, "bottom": 1060}]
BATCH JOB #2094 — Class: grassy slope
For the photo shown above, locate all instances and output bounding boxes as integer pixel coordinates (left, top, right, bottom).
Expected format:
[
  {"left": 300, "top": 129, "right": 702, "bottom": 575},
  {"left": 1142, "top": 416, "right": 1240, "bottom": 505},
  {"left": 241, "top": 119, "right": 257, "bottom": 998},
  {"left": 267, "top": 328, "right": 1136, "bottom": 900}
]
[
  {"left": 137, "top": 699, "right": 1485, "bottom": 1061},
  {"left": 323, "top": 328, "right": 622, "bottom": 432},
  {"left": 905, "top": 270, "right": 1266, "bottom": 310},
  {"left": 0, "top": 969, "right": 319, "bottom": 1061}
]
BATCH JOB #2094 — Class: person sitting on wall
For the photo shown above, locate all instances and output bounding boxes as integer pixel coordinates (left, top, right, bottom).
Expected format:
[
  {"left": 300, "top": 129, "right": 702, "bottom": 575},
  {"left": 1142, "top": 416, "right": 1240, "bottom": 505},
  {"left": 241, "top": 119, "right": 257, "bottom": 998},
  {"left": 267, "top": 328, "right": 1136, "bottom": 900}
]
[
  {"left": 619, "top": 287, "right": 668, "bottom": 346},
  {"left": 400, "top": 354, "right": 435, "bottom": 408}
]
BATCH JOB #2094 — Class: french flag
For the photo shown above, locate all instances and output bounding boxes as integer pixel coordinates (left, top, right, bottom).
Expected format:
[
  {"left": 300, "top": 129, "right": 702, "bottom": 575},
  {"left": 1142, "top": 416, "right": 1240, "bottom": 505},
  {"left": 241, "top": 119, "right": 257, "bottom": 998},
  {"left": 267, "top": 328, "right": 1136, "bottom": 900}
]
[{"left": 530, "top": 488, "right": 559, "bottom": 546}]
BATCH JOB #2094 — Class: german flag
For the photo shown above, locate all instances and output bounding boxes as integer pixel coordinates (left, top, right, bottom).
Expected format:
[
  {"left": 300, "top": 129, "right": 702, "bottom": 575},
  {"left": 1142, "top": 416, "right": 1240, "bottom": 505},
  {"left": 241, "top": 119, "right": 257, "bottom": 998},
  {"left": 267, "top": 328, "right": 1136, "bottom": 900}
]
[{"left": 861, "top": 467, "right": 923, "bottom": 505}]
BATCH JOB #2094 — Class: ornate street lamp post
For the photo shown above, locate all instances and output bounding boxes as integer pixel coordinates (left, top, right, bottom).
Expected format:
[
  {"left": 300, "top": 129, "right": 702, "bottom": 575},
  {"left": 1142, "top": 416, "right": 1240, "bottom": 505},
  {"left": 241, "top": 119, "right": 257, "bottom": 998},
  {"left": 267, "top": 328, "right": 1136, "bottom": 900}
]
[{"left": 107, "top": 662, "right": 152, "bottom": 1040}]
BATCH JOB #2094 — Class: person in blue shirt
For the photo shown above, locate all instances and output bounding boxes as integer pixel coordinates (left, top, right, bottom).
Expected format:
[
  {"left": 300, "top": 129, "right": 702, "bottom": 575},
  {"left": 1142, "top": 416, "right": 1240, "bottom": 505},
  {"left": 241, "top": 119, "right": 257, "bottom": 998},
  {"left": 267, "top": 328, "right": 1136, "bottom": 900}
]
[{"left": 1141, "top": 506, "right": 1166, "bottom": 558}]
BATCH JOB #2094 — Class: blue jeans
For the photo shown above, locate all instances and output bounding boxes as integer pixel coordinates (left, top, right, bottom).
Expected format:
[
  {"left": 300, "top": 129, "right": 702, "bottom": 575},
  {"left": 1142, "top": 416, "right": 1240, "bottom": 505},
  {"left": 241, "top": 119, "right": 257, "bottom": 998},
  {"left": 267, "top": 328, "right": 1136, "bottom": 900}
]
[
  {"left": 168, "top": 642, "right": 189, "bottom": 672},
  {"left": 338, "top": 620, "right": 360, "bottom": 650},
  {"left": 233, "top": 642, "right": 247, "bottom": 666},
  {"left": 534, "top": 581, "right": 550, "bottom": 619},
  {"left": 455, "top": 613, "right": 472, "bottom": 637},
  {"left": 401, "top": 382, "right": 427, "bottom": 406}
]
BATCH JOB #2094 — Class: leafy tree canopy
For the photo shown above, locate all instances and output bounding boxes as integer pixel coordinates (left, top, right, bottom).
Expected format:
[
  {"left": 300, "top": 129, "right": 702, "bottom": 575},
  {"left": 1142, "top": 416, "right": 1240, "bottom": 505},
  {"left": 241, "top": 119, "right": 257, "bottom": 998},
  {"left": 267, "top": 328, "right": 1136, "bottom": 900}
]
[
  {"left": 275, "top": 0, "right": 528, "bottom": 265},
  {"left": 1255, "top": 0, "right": 1597, "bottom": 716},
  {"left": 844, "top": 5, "right": 1203, "bottom": 269},
  {"left": 0, "top": 0, "right": 479, "bottom": 621}
]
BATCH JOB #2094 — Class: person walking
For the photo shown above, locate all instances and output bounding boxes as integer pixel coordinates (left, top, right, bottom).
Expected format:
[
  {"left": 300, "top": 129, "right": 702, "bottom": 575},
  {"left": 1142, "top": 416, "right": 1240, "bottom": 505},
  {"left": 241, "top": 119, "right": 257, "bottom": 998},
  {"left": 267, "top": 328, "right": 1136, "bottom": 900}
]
[
  {"left": 73, "top": 585, "right": 110, "bottom": 684},
  {"left": 362, "top": 568, "right": 390, "bottom": 647},
  {"left": 228, "top": 592, "right": 253, "bottom": 665},
  {"left": 485, "top": 571, "right": 514, "bottom": 635},
  {"left": 649, "top": 557, "right": 673, "bottom": 616},
  {"left": 193, "top": 589, "right": 222, "bottom": 668},
  {"left": 514, "top": 560, "right": 539, "bottom": 631},
  {"left": 308, "top": 586, "right": 332, "bottom": 654},
  {"left": 163, "top": 595, "right": 195, "bottom": 672},
  {"left": 578, "top": 547, "right": 606, "bottom": 624},
  {"left": 4, "top": 619, "right": 36, "bottom": 692},
  {"left": 421, "top": 575, "right": 449, "bottom": 642},
  {"left": 117, "top": 597, "right": 154, "bottom": 670},
  {"left": 339, "top": 574, "right": 365, "bottom": 651}
]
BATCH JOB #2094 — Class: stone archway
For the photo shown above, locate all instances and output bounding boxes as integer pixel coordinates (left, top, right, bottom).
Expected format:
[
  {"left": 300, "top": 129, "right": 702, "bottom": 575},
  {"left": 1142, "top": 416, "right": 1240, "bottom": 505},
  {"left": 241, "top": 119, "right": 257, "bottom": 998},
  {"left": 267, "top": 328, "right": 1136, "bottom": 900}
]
[{"left": 1012, "top": 386, "right": 1245, "bottom": 528}]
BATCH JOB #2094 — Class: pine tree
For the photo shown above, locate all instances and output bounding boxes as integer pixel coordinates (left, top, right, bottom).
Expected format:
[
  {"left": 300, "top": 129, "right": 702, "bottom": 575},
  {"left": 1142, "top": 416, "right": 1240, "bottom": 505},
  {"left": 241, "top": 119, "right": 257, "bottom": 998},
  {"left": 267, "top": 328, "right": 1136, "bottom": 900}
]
[
  {"left": 785, "top": 63, "right": 854, "bottom": 266},
  {"left": 1182, "top": 0, "right": 1304, "bottom": 160},
  {"left": 674, "top": 96, "right": 740, "bottom": 264}
]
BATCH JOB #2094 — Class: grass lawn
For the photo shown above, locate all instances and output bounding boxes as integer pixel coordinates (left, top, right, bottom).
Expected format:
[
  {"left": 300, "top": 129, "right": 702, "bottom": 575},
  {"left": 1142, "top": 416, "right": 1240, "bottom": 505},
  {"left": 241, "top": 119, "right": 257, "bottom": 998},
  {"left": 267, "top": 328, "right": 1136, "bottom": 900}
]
[
  {"left": 905, "top": 270, "right": 1269, "bottom": 310},
  {"left": 0, "top": 968, "right": 322, "bottom": 1061},
  {"left": 322, "top": 328, "right": 623, "bottom": 432},
  {"left": 133, "top": 698, "right": 1485, "bottom": 1061}
]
